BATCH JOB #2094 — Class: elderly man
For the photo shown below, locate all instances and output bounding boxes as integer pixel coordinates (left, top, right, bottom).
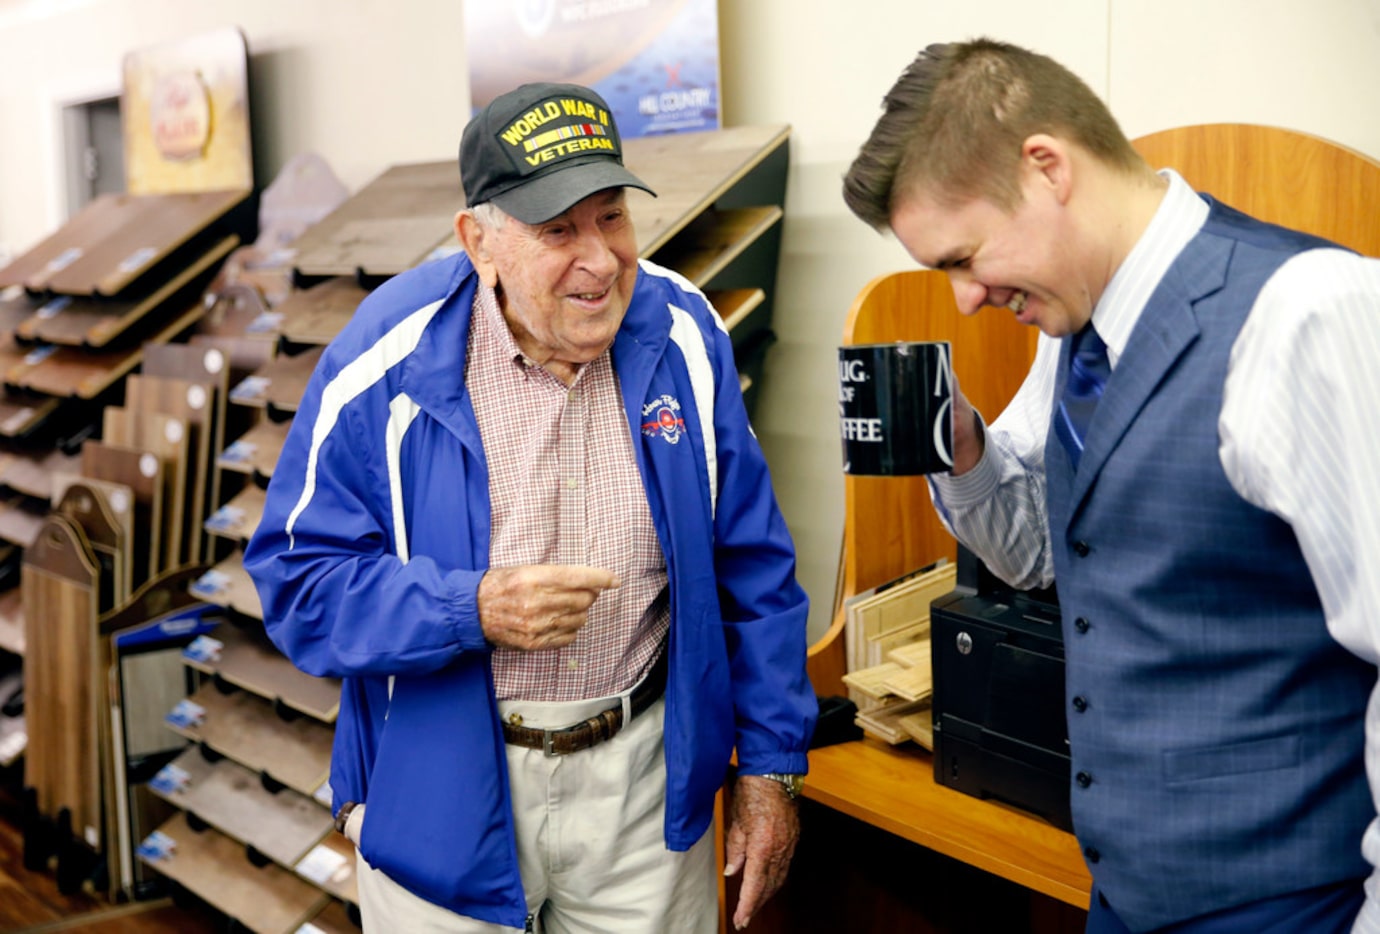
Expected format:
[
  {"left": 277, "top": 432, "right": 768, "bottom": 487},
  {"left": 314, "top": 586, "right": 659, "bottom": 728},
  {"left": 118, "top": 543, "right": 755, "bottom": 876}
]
[{"left": 246, "top": 82, "right": 814, "bottom": 933}]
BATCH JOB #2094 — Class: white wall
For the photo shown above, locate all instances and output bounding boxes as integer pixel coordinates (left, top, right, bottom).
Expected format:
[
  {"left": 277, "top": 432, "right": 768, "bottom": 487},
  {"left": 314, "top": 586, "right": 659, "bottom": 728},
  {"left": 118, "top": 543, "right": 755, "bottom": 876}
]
[
  {"left": 0, "top": 0, "right": 469, "bottom": 242},
  {"left": 2, "top": 0, "right": 1378, "bottom": 642}
]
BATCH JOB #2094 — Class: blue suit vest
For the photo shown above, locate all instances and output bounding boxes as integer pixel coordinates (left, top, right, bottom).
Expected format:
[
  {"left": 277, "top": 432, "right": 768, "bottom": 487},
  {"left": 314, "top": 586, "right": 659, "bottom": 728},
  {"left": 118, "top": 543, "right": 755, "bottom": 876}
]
[{"left": 1045, "top": 199, "right": 1376, "bottom": 930}]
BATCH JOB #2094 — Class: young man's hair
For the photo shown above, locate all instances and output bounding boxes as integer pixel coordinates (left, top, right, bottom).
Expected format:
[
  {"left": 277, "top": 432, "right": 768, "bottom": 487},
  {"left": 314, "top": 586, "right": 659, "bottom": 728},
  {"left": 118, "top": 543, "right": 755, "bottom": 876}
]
[{"left": 843, "top": 38, "right": 1147, "bottom": 229}]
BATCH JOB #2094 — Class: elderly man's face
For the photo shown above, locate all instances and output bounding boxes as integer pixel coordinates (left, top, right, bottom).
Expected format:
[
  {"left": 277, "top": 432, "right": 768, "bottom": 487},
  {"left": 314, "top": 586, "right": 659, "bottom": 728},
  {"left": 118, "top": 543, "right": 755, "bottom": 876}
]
[{"left": 460, "top": 188, "right": 639, "bottom": 376}]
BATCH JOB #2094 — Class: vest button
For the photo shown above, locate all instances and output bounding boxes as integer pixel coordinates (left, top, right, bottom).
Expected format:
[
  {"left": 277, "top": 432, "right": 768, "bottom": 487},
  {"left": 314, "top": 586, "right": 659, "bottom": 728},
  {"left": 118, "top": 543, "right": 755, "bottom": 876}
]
[
  {"left": 1073, "top": 541, "right": 1090, "bottom": 557},
  {"left": 1074, "top": 617, "right": 1090, "bottom": 633},
  {"left": 1084, "top": 846, "right": 1101, "bottom": 863},
  {"left": 1072, "top": 696, "right": 1088, "bottom": 713},
  {"left": 1076, "top": 771, "right": 1092, "bottom": 788}
]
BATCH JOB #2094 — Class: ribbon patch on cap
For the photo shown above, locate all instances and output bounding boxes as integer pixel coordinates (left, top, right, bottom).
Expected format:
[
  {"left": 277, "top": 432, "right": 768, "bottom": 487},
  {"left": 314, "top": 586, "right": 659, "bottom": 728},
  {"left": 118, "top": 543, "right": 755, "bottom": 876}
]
[{"left": 500, "top": 98, "right": 616, "bottom": 167}]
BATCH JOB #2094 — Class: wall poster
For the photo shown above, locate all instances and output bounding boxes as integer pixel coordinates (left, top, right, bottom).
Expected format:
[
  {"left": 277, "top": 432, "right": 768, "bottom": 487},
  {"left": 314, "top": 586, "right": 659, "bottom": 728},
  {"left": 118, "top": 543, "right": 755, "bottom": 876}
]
[{"left": 463, "top": 0, "right": 721, "bottom": 138}]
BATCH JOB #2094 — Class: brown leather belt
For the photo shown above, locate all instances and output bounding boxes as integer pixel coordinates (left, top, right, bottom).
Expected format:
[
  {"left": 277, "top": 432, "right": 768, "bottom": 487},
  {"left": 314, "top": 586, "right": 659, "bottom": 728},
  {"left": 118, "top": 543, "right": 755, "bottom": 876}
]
[{"left": 501, "top": 653, "right": 668, "bottom": 757}]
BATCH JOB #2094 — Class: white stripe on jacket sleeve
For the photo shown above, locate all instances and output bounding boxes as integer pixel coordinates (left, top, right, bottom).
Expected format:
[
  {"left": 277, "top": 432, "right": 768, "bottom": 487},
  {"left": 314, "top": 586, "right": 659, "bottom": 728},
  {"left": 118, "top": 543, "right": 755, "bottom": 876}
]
[
  {"left": 385, "top": 393, "right": 423, "bottom": 563},
  {"left": 285, "top": 299, "right": 444, "bottom": 549},
  {"left": 667, "top": 303, "right": 719, "bottom": 517}
]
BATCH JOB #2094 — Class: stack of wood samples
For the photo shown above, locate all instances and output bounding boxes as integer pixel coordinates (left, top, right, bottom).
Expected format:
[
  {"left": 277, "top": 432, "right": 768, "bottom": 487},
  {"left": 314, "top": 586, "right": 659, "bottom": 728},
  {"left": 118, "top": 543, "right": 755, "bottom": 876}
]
[{"left": 840, "top": 561, "right": 956, "bottom": 749}]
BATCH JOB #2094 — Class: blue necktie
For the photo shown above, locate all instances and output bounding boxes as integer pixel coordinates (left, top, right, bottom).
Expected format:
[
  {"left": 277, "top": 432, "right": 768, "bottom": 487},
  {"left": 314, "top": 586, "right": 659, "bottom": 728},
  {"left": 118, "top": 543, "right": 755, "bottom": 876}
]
[{"left": 1055, "top": 324, "right": 1110, "bottom": 468}]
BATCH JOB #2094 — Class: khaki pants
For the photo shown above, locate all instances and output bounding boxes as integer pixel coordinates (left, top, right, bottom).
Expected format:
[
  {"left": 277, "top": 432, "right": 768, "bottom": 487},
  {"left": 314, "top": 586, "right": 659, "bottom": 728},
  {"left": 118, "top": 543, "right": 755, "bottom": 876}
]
[{"left": 353, "top": 696, "right": 717, "bottom": 933}]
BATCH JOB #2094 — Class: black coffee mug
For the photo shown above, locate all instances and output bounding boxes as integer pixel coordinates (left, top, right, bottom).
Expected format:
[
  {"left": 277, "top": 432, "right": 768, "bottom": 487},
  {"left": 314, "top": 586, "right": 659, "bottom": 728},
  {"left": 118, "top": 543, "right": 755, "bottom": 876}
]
[{"left": 838, "top": 341, "right": 953, "bottom": 475}]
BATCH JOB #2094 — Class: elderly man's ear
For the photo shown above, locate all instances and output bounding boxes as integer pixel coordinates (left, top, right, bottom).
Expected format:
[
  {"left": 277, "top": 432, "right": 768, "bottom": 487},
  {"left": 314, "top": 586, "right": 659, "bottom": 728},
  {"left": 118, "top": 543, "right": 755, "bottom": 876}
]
[{"left": 455, "top": 210, "right": 499, "bottom": 288}]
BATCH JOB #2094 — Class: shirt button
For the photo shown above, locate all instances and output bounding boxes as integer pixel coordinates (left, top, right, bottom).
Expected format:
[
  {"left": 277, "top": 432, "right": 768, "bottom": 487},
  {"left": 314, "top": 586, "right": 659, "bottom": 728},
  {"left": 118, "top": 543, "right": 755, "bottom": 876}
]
[
  {"left": 1076, "top": 771, "right": 1093, "bottom": 788},
  {"left": 1072, "top": 696, "right": 1088, "bottom": 713},
  {"left": 1073, "top": 541, "right": 1091, "bottom": 557},
  {"left": 1074, "top": 617, "right": 1090, "bottom": 633},
  {"left": 1084, "top": 846, "right": 1101, "bottom": 863},
  {"left": 567, "top": 658, "right": 578, "bottom": 670},
  {"left": 566, "top": 478, "right": 578, "bottom": 490}
]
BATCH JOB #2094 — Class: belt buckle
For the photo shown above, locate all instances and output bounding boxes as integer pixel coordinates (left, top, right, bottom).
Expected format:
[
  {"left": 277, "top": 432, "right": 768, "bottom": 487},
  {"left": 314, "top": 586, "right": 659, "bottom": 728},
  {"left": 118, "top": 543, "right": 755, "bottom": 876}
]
[{"left": 542, "top": 728, "right": 558, "bottom": 758}]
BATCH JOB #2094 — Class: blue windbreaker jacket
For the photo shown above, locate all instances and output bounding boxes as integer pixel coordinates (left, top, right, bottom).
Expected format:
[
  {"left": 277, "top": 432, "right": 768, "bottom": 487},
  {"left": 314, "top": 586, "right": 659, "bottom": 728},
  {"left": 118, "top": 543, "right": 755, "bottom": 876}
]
[{"left": 244, "top": 252, "right": 815, "bottom": 927}]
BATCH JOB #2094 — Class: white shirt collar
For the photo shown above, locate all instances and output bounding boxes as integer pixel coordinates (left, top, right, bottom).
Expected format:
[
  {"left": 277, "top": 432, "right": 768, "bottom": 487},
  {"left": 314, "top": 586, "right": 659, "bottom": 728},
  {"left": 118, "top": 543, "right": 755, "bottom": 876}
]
[{"left": 1091, "top": 169, "right": 1209, "bottom": 366}]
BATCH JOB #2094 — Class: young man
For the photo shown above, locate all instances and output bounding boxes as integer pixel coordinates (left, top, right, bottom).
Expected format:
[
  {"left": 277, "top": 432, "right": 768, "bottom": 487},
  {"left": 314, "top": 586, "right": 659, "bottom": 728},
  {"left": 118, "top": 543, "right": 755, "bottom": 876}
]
[
  {"left": 246, "top": 82, "right": 814, "bottom": 933},
  {"left": 844, "top": 38, "right": 1380, "bottom": 934}
]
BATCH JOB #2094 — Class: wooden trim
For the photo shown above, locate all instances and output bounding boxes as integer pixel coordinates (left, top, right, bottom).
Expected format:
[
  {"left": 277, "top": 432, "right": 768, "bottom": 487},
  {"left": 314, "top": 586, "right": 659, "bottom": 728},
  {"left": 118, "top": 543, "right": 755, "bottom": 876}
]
[{"left": 806, "top": 739, "right": 1090, "bottom": 907}]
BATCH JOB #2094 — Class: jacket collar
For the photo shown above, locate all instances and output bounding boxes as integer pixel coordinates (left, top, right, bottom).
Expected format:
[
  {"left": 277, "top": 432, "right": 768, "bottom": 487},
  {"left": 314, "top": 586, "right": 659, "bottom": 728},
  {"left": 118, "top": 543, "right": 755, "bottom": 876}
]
[{"left": 397, "top": 255, "right": 674, "bottom": 446}]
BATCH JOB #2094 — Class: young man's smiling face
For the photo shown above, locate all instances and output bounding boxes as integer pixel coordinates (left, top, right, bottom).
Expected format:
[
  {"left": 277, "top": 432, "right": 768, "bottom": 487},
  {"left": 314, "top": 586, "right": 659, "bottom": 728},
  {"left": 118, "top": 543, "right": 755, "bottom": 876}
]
[{"left": 889, "top": 148, "right": 1096, "bottom": 339}]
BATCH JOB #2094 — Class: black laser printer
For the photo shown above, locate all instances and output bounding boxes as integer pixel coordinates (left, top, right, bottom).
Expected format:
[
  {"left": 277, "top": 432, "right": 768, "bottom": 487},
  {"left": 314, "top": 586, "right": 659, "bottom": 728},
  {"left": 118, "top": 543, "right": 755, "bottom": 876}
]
[{"left": 930, "top": 546, "right": 1072, "bottom": 831}]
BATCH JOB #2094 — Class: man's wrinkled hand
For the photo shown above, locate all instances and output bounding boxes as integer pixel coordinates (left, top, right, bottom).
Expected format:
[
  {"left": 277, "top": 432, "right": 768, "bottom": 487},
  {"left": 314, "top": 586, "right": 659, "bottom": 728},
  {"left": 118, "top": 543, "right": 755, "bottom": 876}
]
[
  {"left": 477, "top": 564, "right": 620, "bottom": 651},
  {"left": 723, "top": 773, "right": 800, "bottom": 930}
]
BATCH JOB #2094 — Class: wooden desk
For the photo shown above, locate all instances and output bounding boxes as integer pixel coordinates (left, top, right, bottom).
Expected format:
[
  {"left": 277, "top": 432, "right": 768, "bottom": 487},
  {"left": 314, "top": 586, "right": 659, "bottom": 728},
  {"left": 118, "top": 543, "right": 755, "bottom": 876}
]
[{"left": 807, "top": 738, "right": 1090, "bottom": 909}]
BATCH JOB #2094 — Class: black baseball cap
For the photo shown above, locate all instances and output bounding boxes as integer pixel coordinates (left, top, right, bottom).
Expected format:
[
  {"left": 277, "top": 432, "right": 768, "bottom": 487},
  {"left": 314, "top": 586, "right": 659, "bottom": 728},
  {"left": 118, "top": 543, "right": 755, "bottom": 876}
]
[{"left": 460, "top": 82, "right": 656, "bottom": 224}]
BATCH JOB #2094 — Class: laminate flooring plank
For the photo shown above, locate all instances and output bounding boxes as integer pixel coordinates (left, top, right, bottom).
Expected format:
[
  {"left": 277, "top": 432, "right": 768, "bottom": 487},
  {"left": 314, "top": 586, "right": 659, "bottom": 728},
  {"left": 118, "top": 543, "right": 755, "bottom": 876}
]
[
  {"left": 0, "top": 285, "right": 41, "bottom": 332},
  {"left": 167, "top": 683, "right": 332, "bottom": 798},
  {"left": 196, "top": 283, "right": 278, "bottom": 346},
  {"left": 205, "top": 484, "right": 267, "bottom": 546},
  {"left": 138, "top": 810, "right": 330, "bottom": 934},
  {"left": 182, "top": 621, "right": 340, "bottom": 723},
  {"left": 294, "top": 833, "right": 359, "bottom": 908},
  {"left": 0, "top": 494, "right": 49, "bottom": 548},
  {"left": 125, "top": 373, "right": 214, "bottom": 565},
  {"left": 0, "top": 328, "right": 35, "bottom": 374},
  {"left": 8, "top": 302, "right": 206, "bottom": 399},
  {"left": 650, "top": 206, "right": 783, "bottom": 288},
  {"left": 277, "top": 277, "right": 370, "bottom": 347},
  {"left": 53, "top": 477, "right": 134, "bottom": 611},
  {"left": 21, "top": 515, "right": 101, "bottom": 843},
  {"left": 706, "top": 288, "right": 766, "bottom": 334},
  {"left": 290, "top": 161, "right": 460, "bottom": 278},
  {"left": 18, "top": 235, "right": 238, "bottom": 348},
  {"left": 102, "top": 408, "right": 189, "bottom": 576},
  {"left": 27, "top": 190, "right": 248, "bottom": 298},
  {"left": 0, "top": 391, "right": 62, "bottom": 439},
  {"left": 0, "top": 445, "right": 80, "bottom": 500},
  {"left": 624, "top": 124, "right": 790, "bottom": 256},
  {"left": 142, "top": 341, "right": 232, "bottom": 532},
  {"left": 81, "top": 440, "right": 166, "bottom": 590},
  {"left": 230, "top": 346, "right": 322, "bottom": 415},
  {"left": 298, "top": 897, "right": 360, "bottom": 933},
  {"left": 189, "top": 334, "right": 278, "bottom": 393},
  {"left": 191, "top": 549, "right": 263, "bottom": 620},
  {"left": 0, "top": 672, "right": 26, "bottom": 768},
  {"left": 0, "top": 194, "right": 147, "bottom": 289},
  {"left": 0, "top": 584, "right": 22, "bottom": 655},
  {"left": 149, "top": 747, "right": 332, "bottom": 868},
  {"left": 217, "top": 419, "right": 289, "bottom": 485}
]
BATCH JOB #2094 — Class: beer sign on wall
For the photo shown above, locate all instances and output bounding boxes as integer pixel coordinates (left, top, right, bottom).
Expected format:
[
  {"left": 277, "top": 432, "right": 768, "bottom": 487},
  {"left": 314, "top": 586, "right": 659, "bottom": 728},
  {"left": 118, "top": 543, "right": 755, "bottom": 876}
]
[
  {"left": 121, "top": 27, "right": 254, "bottom": 196},
  {"left": 463, "top": 0, "right": 721, "bottom": 138}
]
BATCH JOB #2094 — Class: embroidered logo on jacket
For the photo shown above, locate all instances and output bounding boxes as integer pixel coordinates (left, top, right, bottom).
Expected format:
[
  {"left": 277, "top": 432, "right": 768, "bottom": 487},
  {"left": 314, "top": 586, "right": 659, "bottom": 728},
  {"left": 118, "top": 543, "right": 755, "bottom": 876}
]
[{"left": 641, "top": 394, "right": 685, "bottom": 444}]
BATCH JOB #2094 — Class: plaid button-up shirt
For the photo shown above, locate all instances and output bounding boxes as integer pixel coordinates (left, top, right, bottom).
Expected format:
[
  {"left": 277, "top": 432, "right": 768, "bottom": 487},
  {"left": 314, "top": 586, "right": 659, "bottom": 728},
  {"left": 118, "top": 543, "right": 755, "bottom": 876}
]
[{"left": 467, "top": 284, "right": 669, "bottom": 701}]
